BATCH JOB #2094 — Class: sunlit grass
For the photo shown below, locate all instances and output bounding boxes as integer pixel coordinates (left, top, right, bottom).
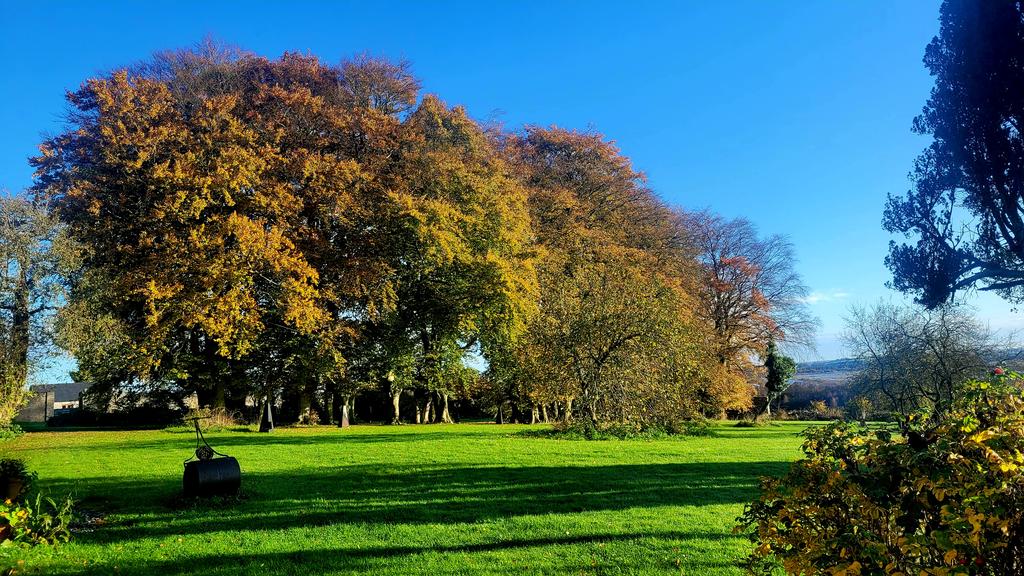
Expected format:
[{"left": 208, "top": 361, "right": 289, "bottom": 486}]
[{"left": 0, "top": 421, "right": 813, "bottom": 575}]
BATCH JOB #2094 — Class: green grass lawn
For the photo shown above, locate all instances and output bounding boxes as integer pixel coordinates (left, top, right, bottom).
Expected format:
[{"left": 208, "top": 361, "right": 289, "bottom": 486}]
[{"left": 0, "top": 422, "right": 812, "bottom": 575}]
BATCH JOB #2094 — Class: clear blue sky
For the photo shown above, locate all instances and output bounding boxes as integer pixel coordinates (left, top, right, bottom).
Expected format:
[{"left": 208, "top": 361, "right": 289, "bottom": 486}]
[{"left": 2, "top": 1, "right": 1019, "bottom": 381}]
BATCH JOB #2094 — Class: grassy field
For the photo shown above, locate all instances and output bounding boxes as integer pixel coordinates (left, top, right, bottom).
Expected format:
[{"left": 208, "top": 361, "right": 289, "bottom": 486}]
[{"left": 0, "top": 422, "right": 812, "bottom": 575}]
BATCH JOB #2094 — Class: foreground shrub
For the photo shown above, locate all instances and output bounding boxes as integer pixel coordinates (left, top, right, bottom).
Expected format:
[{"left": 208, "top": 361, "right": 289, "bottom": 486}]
[
  {"left": 0, "top": 493, "right": 75, "bottom": 545},
  {"left": 737, "top": 373, "right": 1024, "bottom": 575}
]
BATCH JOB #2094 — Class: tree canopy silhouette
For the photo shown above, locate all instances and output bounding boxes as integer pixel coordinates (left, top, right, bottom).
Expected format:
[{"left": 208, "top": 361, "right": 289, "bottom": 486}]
[{"left": 885, "top": 0, "right": 1024, "bottom": 307}]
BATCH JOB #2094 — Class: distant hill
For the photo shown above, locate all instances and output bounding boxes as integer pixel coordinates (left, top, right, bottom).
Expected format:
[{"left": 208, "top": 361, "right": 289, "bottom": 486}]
[
  {"left": 796, "top": 358, "right": 864, "bottom": 375},
  {"left": 788, "top": 358, "right": 861, "bottom": 388},
  {"left": 791, "top": 350, "right": 1024, "bottom": 388},
  {"left": 778, "top": 351, "right": 1024, "bottom": 410}
]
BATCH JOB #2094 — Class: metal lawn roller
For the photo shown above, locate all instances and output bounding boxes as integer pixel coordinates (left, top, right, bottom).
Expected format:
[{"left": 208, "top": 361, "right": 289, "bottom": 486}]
[{"left": 182, "top": 416, "right": 241, "bottom": 498}]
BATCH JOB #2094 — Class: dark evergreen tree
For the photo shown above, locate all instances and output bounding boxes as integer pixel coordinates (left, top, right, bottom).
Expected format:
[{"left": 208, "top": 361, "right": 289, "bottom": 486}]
[
  {"left": 885, "top": 0, "right": 1024, "bottom": 306},
  {"left": 763, "top": 340, "right": 796, "bottom": 417}
]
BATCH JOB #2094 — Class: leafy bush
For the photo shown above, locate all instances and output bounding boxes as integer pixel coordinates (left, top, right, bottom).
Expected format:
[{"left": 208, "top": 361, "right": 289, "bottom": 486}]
[
  {"left": 179, "top": 407, "right": 242, "bottom": 431},
  {"left": 536, "top": 418, "right": 714, "bottom": 440},
  {"left": 0, "top": 458, "right": 35, "bottom": 500},
  {"left": 808, "top": 399, "right": 844, "bottom": 420},
  {"left": 297, "top": 409, "right": 320, "bottom": 426},
  {"left": 772, "top": 402, "right": 848, "bottom": 421},
  {"left": 0, "top": 459, "right": 29, "bottom": 481},
  {"left": 666, "top": 419, "right": 716, "bottom": 437},
  {"left": 733, "top": 418, "right": 778, "bottom": 428},
  {"left": 737, "top": 372, "right": 1024, "bottom": 575},
  {"left": 849, "top": 395, "right": 873, "bottom": 422},
  {"left": 1, "top": 493, "right": 75, "bottom": 545},
  {"left": 0, "top": 425, "right": 23, "bottom": 442}
]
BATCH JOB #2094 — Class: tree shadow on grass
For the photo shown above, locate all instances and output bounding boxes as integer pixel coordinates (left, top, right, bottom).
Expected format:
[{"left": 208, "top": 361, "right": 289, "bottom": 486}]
[
  {"left": 45, "top": 530, "right": 746, "bottom": 575},
  {"left": 64, "top": 459, "right": 786, "bottom": 545},
  {"left": 713, "top": 430, "right": 806, "bottom": 440},
  {"left": 63, "top": 429, "right": 500, "bottom": 455}
]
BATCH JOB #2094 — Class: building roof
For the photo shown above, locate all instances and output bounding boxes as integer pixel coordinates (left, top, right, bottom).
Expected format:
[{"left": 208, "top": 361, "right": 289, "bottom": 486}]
[{"left": 29, "top": 382, "right": 91, "bottom": 404}]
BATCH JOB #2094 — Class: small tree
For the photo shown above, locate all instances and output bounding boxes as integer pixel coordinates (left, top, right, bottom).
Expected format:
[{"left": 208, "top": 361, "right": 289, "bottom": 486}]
[
  {"left": 851, "top": 395, "right": 872, "bottom": 423},
  {"left": 843, "top": 302, "right": 1002, "bottom": 422},
  {"left": 690, "top": 212, "right": 817, "bottom": 369},
  {"left": 762, "top": 340, "right": 795, "bottom": 417}
]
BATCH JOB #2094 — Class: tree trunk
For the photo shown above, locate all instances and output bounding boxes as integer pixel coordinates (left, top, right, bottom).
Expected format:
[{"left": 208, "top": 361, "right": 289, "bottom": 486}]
[
  {"left": 390, "top": 388, "right": 402, "bottom": 424},
  {"left": 259, "top": 395, "right": 275, "bottom": 433},
  {"left": 530, "top": 405, "right": 539, "bottom": 424},
  {"left": 8, "top": 256, "right": 32, "bottom": 388},
  {"left": 227, "top": 359, "right": 247, "bottom": 412},
  {"left": 298, "top": 385, "right": 312, "bottom": 423},
  {"left": 439, "top": 393, "right": 453, "bottom": 423},
  {"left": 348, "top": 396, "right": 356, "bottom": 425},
  {"left": 541, "top": 404, "right": 549, "bottom": 423},
  {"left": 511, "top": 403, "right": 523, "bottom": 424},
  {"left": 563, "top": 398, "right": 573, "bottom": 422},
  {"left": 330, "top": 388, "right": 341, "bottom": 425},
  {"left": 212, "top": 382, "right": 226, "bottom": 409},
  {"left": 420, "top": 397, "right": 433, "bottom": 424},
  {"left": 340, "top": 395, "right": 351, "bottom": 428},
  {"left": 9, "top": 274, "right": 30, "bottom": 387}
]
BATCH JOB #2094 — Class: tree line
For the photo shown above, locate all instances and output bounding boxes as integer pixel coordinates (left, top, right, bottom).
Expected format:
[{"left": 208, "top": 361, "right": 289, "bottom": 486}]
[{"left": 2, "top": 43, "right": 814, "bottom": 429}]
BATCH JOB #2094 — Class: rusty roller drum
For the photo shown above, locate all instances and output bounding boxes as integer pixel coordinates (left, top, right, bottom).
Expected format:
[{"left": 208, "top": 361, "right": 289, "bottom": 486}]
[{"left": 183, "top": 456, "right": 241, "bottom": 498}]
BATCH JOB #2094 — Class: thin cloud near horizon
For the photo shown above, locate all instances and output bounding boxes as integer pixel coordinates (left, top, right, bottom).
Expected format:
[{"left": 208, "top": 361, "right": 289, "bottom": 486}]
[{"left": 801, "top": 290, "right": 851, "bottom": 305}]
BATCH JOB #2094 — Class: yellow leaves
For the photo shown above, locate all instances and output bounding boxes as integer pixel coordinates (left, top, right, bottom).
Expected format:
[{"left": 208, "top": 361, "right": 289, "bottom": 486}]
[
  {"left": 740, "top": 406, "right": 1024, "bottom": 576},
  {"left": 968, "top": 429, "right": 995, "bottom": 444},
  {"left": 943, "top": 549, "right": 959, "bottom": 566},
  {"left": 200, "top": 285, "right": 262, "bottom": 359},
  {"left": 829, "top": 561, "right": 861, "bottom": 576},
  {"left": 140, "top": 278, "right": 182, "bottom": 328}
]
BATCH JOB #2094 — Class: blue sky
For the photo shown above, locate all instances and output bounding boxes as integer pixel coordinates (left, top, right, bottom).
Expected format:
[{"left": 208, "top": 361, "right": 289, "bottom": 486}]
[{"left": 3, "top": 1, "right": 1020, "bottom": 381}]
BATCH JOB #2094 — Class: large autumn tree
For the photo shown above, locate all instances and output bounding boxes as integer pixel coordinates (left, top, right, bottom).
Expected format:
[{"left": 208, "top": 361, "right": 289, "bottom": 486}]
[
  {"left": 885, "top": 0, "right": 1024, "bottom": 307},
  {"left": 499, "top": 127, "right": 747, "bottom": 424},
  {"left": 364, "top": 95, "right": 536, "bottom": 424},
  {"left": 689, "top": 212, "right": 815, "bottom": 376},
  {"left": 33, "top": 45, "right": 535, "bottom": 415}
]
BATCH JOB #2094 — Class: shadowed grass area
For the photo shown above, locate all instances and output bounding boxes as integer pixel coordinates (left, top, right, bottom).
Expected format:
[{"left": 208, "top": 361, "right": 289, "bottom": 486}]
[{"left": 0, "top": 421, "right": 811, "bottom": 575}]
